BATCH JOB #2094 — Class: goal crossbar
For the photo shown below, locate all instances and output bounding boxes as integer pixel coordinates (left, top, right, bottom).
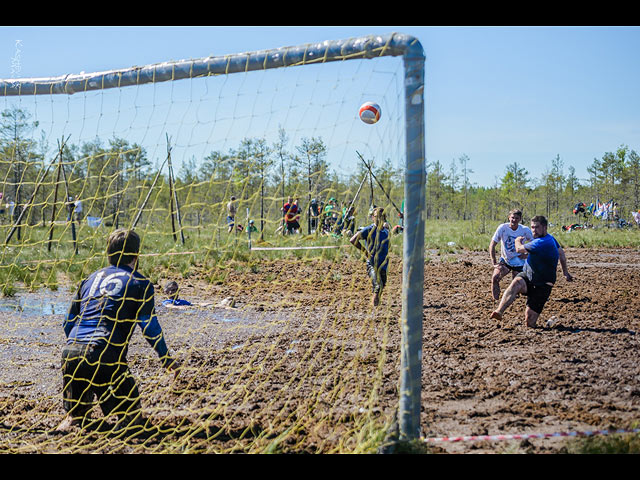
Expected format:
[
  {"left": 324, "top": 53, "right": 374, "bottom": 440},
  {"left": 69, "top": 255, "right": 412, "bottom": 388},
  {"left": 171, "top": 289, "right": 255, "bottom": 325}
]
[{"left": 1, "top": 33, "right": 422, "bottom": 96}]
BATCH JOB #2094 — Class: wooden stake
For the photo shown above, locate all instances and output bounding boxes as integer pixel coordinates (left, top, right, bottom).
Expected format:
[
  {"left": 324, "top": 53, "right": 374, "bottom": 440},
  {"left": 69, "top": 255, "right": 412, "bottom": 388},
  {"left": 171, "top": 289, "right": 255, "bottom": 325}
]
[
  {"left": 130, "top": 155, "right": 169, "bottom": 230},
  {"left": 57, "top": 137, "right": 77, "bottom": 254},
  {"left": 47, "top": 138, "right": 66, "bottom": 251},
  {"left": 6, "top": 136, "right": 68, "bottom": 246},
  {"left": 166, "top": 134, "right": 185, "bottom": 245},
  {"left": 357, "top": 151, "right": 403, "bottom": 217}
]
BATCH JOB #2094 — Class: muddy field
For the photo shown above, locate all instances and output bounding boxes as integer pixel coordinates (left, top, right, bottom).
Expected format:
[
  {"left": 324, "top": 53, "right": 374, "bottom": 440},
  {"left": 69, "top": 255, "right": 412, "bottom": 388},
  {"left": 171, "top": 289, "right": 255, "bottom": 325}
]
[{"left": 0, "top": 246, "right": 639, "bottom": 453}]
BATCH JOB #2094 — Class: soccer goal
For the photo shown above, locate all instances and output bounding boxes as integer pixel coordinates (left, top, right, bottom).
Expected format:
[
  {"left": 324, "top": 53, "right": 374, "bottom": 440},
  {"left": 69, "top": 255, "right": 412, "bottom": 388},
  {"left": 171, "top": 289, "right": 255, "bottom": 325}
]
[{"left": 0, "top": 32, "right": 425, "bottom": 452}]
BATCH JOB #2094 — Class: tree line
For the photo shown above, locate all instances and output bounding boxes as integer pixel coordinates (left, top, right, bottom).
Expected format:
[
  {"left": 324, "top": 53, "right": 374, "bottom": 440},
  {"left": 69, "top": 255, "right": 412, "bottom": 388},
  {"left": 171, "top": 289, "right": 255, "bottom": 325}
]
[
  {"left": 1, "top": 106, "right": 638, "bottom": 240},
  {"left": 428, "top": 147, "right": 640, "bottom": 231}
]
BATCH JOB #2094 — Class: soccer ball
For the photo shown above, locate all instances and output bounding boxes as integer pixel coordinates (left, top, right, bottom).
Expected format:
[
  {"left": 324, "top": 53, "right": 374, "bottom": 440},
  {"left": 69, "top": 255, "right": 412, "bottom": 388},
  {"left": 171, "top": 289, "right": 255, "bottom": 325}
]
[{"left": 359, "top": 102, "right": 381, "bottom": 124}]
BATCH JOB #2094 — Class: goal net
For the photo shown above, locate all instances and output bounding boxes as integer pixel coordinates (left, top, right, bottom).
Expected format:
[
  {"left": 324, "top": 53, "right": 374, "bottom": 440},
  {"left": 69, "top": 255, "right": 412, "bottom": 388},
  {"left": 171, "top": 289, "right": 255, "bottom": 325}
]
[{"left": 0, "top": 33, "right": 425, "bottom": 453}]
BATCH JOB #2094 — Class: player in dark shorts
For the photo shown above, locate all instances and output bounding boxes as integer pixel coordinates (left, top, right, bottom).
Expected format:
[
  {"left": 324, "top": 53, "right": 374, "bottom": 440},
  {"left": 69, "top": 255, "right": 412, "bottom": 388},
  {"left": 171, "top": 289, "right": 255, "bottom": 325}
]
[
  {"left": 56, "top": 229, "right": 179, "bottom": 432},
  {"left": 489, "top": 209, "right": 533, "bottom": 301},
  {"left": 350, "top": 207, "right": 390, "bottom": 307},
  {"left": 490, "top": 215, "right": 573, "bottom": 328}
]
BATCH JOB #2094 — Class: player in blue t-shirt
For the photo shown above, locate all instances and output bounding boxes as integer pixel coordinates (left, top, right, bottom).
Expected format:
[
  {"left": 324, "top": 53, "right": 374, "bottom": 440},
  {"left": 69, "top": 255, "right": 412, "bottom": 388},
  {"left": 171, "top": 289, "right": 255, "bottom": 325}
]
[
  {"left": 490, "top": 215, "right": 573, "bottom": 328},
  {"left": 350, "top": 206, "right": 390, "bottom": 307},
  {"left": 57, "top": 229, "right": 179, "bottom": 432},
  {"left": 162, "top": 280, "right": 193, "bottom": 307}
]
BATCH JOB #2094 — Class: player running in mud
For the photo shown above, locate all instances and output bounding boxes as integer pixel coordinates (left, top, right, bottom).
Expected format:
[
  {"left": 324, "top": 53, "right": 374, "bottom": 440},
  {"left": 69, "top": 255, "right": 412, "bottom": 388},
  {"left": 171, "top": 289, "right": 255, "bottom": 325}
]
[
  {"left": 350, "top": 206, "right": 390, "bottom": 307},
  {"left": 489, "top": 209, "right": 533, "bottom": 301},
  {"left": 490, "top": 215, "right": 573, "bottom": 328}
]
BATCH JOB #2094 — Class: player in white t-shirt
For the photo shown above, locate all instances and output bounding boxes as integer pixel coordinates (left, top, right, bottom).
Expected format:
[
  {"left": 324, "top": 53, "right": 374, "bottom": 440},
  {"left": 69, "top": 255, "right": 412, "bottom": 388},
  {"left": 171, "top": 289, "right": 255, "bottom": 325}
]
[{"left": 489, "top": 209, "right": 533, "bottom": 301}]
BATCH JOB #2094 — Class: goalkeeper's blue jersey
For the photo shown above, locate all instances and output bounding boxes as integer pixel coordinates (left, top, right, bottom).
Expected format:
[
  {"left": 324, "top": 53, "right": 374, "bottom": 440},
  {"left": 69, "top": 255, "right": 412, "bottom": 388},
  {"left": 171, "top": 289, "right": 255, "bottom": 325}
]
[{"left": 63, "top": 264, "right": 170, "bottom": 363}]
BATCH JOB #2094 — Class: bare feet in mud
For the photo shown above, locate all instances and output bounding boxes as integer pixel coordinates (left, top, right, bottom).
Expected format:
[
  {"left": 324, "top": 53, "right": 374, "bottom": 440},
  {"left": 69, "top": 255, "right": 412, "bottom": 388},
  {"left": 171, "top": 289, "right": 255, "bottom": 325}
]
[{"left": 55, "top": 415, "right": 83, "bottom": 432}]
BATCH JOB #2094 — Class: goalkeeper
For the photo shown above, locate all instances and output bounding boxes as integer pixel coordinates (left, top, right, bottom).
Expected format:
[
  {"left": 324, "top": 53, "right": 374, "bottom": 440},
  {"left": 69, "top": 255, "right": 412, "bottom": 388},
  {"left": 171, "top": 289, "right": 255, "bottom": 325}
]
[{"left": 57, "top": 229, "right": 179, "bottom": 432}]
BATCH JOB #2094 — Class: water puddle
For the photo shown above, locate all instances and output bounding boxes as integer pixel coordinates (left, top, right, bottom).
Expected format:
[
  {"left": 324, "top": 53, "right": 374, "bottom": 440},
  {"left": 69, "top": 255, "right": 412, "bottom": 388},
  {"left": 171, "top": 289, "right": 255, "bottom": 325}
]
[
  {"left": 0, "top": 291, "right": 246, "bottom": 321},
  {"left": 0, "top": 292, "right": 69, "bottom": 316}
]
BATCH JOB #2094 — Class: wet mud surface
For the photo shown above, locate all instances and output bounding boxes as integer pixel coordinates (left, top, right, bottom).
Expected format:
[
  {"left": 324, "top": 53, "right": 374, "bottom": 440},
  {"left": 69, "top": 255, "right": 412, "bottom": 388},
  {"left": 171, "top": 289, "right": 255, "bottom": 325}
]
[{"left": 0, "top": 247, "right": 639, "bottom": 453}]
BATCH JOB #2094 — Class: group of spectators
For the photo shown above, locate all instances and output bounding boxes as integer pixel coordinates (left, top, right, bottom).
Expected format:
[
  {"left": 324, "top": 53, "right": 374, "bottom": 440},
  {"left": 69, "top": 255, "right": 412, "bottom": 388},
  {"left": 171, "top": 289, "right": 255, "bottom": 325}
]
[
  {"left": 225, "top": 195, "right": 358, "bottom": 237},
  {"left": 0, "top": 193, "right": 83, "bottom": 223}
]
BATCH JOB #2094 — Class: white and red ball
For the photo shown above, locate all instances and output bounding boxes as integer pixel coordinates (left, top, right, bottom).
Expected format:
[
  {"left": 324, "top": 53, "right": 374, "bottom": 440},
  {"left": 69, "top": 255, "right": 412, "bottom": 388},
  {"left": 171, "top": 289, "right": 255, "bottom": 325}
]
[{"left": 359, "top": 102, "right": 381, "bottom": 124}]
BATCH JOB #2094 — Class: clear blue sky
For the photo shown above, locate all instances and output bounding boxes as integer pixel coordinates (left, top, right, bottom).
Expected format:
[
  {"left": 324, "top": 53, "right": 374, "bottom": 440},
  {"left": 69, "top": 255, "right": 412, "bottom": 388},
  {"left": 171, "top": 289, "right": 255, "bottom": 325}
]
[{"left": 1, "top": 26, "right": 639, "bottom": 188}]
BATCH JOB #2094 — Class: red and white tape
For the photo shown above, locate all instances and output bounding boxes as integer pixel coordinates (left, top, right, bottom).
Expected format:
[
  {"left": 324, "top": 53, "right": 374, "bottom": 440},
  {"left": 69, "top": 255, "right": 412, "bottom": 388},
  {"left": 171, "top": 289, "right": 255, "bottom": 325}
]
[{"left": 422, "top": 427, "right": 640, "bottom": 444}]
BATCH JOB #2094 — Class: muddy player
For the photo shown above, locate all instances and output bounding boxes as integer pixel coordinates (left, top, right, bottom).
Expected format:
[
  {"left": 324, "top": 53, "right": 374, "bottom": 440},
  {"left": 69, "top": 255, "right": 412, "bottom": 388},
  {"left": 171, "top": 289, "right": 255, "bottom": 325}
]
[
  {"left": 489, "top": 209, "right": 533, "bottom": 301},
  {"left": 57, "top": 229, "right": 179, "bottom": 432},
  {"left": 490, "top": 215, "right": 573, "bottom": 328},
  {"left": 162, "top": 280, "right": 193, "bottom": 307},
  {"left": 350, "top": 206, "right": 390, "bottom": 307}
]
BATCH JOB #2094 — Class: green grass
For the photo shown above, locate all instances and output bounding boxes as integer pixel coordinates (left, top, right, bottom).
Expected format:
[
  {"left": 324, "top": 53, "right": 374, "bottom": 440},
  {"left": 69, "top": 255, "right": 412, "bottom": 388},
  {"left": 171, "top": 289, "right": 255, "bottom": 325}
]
[
  {"left": 423, "top": 219, "right": 640, "bottom": 251},
  {"left": 424, "top": 219, "right": 490, "bottom": 251},
  {"left": 565, "top": 426, "right": 640, "bottom": 454},
  {"left": 552, "top": 226, "right": 640, "bottom": 248},
  {"left": 0, "top": 219, "right": 638, "bottom": 295}
]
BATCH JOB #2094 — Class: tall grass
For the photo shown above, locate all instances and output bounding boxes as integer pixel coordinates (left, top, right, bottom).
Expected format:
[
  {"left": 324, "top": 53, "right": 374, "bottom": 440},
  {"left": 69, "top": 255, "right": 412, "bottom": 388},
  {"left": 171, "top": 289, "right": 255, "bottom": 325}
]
[
  {"left": 565, "top": 427, "right": 640, "bottom": 454},
  {"left": 552, "top": 226, "right": 640, "bottom": 248},
  {"left": 0, "top": 219, "right": 638, "bottom": 295},
  {"left": 423, "top": 219, "right": 640, "bottom": 250}
]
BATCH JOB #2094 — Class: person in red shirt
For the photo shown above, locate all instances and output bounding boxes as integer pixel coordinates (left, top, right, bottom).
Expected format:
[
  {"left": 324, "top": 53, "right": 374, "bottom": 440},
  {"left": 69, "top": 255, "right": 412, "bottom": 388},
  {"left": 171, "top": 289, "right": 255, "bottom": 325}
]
[{"left": 282, "top": 196, "right": 301, "bottom": 234}]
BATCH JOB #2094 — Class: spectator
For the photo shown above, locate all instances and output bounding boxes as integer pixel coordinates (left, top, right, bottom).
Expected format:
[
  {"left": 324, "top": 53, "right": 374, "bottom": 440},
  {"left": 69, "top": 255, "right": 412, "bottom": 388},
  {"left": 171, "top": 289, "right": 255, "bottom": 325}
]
[
  {"left": 227, "top": 196, "right": 237, "bottom": 233},
  {"left": 283, "top": 196, "right": 301, "bottom": 234}
]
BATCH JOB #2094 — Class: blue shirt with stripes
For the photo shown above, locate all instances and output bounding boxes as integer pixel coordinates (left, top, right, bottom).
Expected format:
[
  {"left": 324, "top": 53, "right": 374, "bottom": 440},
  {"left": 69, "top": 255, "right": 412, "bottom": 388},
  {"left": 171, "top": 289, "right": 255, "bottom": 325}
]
[
  {"left": 359, "top": 223, "right": 390, "bottom": 271},
  {"left": 63, "top": 264, "right": 172, "bottom": 366}
]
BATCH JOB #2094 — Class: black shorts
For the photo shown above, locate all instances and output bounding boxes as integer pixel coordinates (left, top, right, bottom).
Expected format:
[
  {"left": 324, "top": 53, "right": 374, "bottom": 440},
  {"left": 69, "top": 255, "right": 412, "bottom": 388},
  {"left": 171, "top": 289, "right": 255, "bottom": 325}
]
[
  {"left": 500, "top": 258, "right": 523, "bottom": 273},
  {"left": 61, "top": 343, "right": 141, "bottom": 419},
  {"left": 516, "top": 272, "right": 553, "bottom": 314}
]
